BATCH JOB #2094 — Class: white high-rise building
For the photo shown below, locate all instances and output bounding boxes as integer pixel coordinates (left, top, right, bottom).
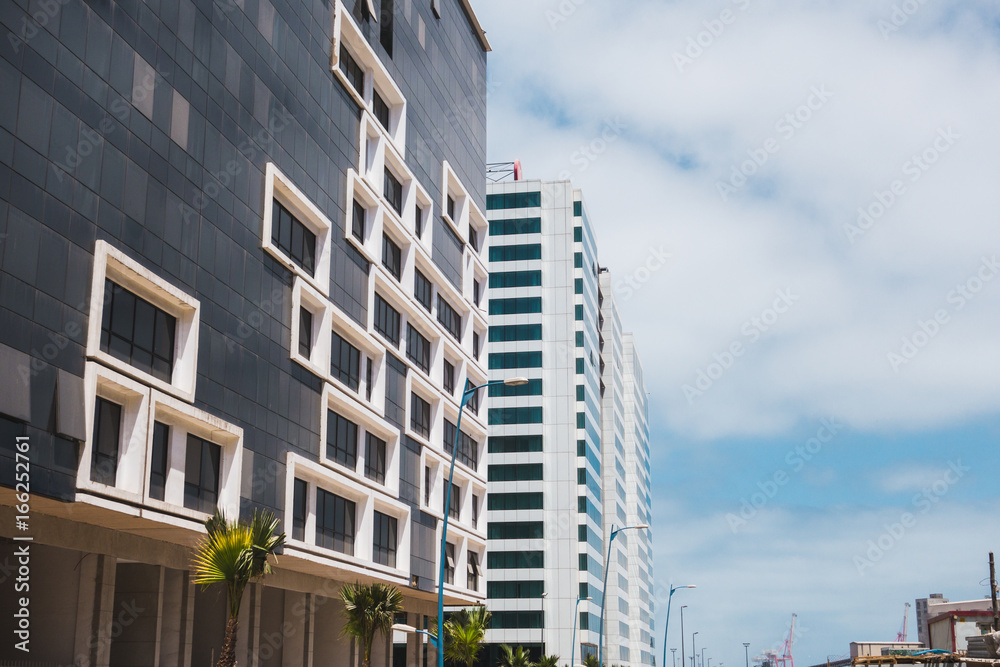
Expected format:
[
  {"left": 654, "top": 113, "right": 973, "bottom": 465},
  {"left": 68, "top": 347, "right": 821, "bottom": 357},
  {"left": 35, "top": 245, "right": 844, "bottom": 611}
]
[{"left": 483, "top": 178, "right": 654, "bottom": 667}]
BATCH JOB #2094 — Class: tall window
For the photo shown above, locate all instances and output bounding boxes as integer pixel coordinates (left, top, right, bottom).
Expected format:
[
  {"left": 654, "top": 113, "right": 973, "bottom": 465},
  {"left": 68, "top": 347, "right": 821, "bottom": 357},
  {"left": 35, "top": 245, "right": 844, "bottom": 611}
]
[
  {"left": 467, "top": 384, "right": 480, "bottom": 415},
  {"left": 373, "top": 89, "right": 390, "bottom": 130},
  {"left": 339, "top": 45, "right": 364, "bottom": 93},
  {"left": 316, "top": 487, "right": 355, "bottom": 555},
  {"left": 444, "top": 481, "right": 460, "bottom": 519},
  {"left": 472, "top": 494, "right": 480, "bottom": 525},
  {"left": 271, "top": 200, "right": 317, "bottom": 275},
  {"left": 379, "top": 0, "right": 394, "bottom": 57},
  {"left": 384, "top": 170, "right": 403, "bottom": 215},
  {"left": 372, "top": 511, "right": 397, "bottom": 567},
  {"left": 472, "top": 331, "right": 481, "bottom": 360},
  {"left": 473, "top": 279, "right": 481, "bottom": 307},
  {"left": 184, "top": 434, "right": 221, "bottom": 514},
  {"left": 298, "top": 307, "right": 313, "bottom": 357},
  {"left": 331, "top": 331, "right": 361, "bottom": 391},
  {"left": 352, "top": 199, "right": 366, "bottom": 241},
  {"left": 149, "top": 421, "right": 169, "bottom": 501},
  {"left": 373, "top": 294, "right": 401, "bottom": 346},
  {"left": 444, "top": 542, "right": 455, "bottom": 584},
  {"left": 364, "top": 433, "right": 387, "bottom": 484},
  {"left": 437, "top": 296, "right": 461, "bottom": 341},
  {"left": 327, "top": 410, "right": 359, "bottom": 469},
  {"left": 467, "top": 552, "right": 480, "bottom": 591},
  {"left": 469, "top": 226, "right": 479, "bottom": 252},
  {"left": 365, "top": 358, "right": 373, "bottom": 401},
  {"left": 406, "top": 325, "right": 430, "bottom": 373},
  {"left": 415, "top": 206, "right": 425, "bottom": 237},
  {"left": 414, "top": 270, "right": 432, "bottom": 311},
  {"left": 100, "top": 280, "right": 176, "bottom": 383},
  {"left": 91, "top": 397, "right": 122, "bottom": 485},
  {"left": 292, "top": 478, "right": 307, "bottom": 541},
  {"left": 382, "top": 234, "right": 402, "bottom": 280},
  {"left": 447, "top": 195, "right": 456, "bottom": 220},
  {"left": 443, "top": 360, "right": 455, "bottom": 395},
  {"left": 410, "top": 393, "right": 430, "bottom": 438},
  {"left": 424, "top": 465, "right": 431, "bottom": 505}
]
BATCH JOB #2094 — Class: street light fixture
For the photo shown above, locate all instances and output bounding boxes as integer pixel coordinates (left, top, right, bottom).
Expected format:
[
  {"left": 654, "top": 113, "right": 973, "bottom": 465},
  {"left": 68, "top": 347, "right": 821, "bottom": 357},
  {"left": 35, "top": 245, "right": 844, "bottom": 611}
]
[
  {"left": 662, "top": 585, "right": 696, "bottom": 667},
  {"left": 437, "top": 377, "right": 528, "bottom": 667},
  {"left": 571, "top": 596, "right": 593, "bottom": 667},
  {"left": 392, "top": 623, "right": 438, "bottom": 644},
  {"left": 598, "top": 523, "right": 649, "bottom": 667}
]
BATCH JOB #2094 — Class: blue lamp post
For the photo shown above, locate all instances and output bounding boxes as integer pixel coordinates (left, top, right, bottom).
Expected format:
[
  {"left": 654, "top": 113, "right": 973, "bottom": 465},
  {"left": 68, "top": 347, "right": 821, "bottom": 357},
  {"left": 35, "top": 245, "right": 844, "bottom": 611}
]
[
  {"left": 571, "top": 596, "right": 593, "bottom": 667},
  {"left": 662, "top": 585, "right": 696, "bottom": 667},
  {"left": 437, "top": 376, "right": 528, "bottom": 667},
  {"left": 598, "top": 523, "right": 648, "bottom": 667}
]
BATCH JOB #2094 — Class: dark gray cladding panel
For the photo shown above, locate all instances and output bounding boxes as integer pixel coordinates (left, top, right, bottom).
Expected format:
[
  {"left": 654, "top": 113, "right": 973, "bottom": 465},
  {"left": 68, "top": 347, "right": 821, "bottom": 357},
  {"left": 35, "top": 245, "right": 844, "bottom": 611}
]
[{"left": 0, "top": 344, "right": 32, "bottom": 422}]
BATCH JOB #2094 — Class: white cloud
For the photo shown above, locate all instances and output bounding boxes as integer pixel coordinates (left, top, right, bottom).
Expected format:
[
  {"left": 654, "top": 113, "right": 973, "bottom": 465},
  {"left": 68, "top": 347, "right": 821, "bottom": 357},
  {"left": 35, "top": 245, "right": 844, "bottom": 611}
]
[{"left": 475, "top": 0, "right": 1000, "bottom": 440}]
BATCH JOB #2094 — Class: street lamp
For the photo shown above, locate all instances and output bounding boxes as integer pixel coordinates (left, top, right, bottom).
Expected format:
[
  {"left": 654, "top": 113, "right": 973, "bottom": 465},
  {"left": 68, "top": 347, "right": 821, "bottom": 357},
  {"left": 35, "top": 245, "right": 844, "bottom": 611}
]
[
  {"left": 680, "top": 606, "right": 688, "bottom": 667},
  {"left": 744, "top": 643, "right": 751, "bottom": 667},
  {"left": 662, "top": 585, "right": 696, "bottom": 667},
  {"left": 671, "top": 648, "right": 678, "bottom": 667},
  {"left": 393, "top": 623, "right": 439, "bottom": 650},
  {"left": 701, "top": 647, "right": 706, "bottom": 667},
  {"left": 598, "top": 523, "right": 649, "bottom": 667},
  {"left": 539, "top": 591, "right": 548, "bottom": 661},
  {"left": 571, "top": 596, "right": 593, "bottom": 667},
  {"left": 691, "top": 632, "right": 698, "bottom": 667},
  {"left": 437, "top": 377, "right": 528, "bottom": 667}
]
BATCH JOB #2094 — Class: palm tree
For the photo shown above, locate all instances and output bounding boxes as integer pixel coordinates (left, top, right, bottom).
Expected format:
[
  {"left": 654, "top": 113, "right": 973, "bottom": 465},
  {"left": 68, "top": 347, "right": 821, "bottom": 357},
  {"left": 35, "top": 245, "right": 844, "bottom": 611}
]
[
  {"left": 583, "top": 655, "right": 601, "bottom": 667},
  {"left": 538, "top": 655, "right": 560, "bottom": 667},
  {"left": 444, "top": 605, "right": 491, "bottom": 667},
  {"left": 339, "top": 582, "right": 404, "bottom": 667},
  {"left": 191, "top": 509, "right": 286, "bottom": 667},
  {"left": 499, "top": 645, "right": 536, "bottom": 667}
]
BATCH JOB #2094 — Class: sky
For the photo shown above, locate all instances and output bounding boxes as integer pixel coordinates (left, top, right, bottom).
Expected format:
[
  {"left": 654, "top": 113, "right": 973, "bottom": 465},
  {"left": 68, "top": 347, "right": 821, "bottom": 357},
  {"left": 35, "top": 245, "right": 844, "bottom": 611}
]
[{"left": 469, "top": 0, "right": 1000, "bottom": 664}]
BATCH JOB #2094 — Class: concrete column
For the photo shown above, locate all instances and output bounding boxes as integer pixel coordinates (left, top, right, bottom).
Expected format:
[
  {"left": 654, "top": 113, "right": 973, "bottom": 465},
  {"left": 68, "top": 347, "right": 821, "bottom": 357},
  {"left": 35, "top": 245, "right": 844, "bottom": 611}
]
[{"left": 74, "top": 554, "right": 117, "bottom": 667}]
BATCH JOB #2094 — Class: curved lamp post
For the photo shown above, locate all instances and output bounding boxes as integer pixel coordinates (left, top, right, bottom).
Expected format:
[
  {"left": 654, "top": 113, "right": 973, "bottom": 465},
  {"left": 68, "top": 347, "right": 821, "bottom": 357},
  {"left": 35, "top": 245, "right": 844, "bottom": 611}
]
[
  {"left": 571, "top": 596, "right": 593, "bottom": 667},
  {"left": 662, "top": 585, "right": 695, "bottom": 667},
  {"left": 437, "top": 377, "right": 528, "bottom": 667},
  {"left": 598, "top": 523, "right": 648, "bottom": 667}
]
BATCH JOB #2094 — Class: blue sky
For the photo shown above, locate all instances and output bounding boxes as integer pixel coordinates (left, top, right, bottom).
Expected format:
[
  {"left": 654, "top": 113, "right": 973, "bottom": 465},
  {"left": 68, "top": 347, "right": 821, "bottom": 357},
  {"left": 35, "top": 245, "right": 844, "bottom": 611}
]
[{"left": 469, "top": 0, "right": 1000, "bottom": 664}]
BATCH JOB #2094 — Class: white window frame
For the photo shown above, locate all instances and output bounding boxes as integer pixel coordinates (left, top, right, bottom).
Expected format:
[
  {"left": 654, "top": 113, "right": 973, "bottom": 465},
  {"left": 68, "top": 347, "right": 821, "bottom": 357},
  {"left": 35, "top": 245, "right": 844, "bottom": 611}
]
[
  {"left": 86, "top": 240, "right": 200, "bottom": 403},
  {"left": 320, "top": 383, "right": 401, "bottom": 497},
  {"left": 330, "top": 304, "right": 387, "bottom": 415},
  {"left": 291, "top": 277, "right": 333, "bottom": 378},
  {"left": 78, "top": 362, "right": 151, "bottom": 503},
  {"left": 144, "top": 389, "right": 243, "bottom": 521},
  {"left": 285, "top": 452, "right": 411, "bottom": 577},
  {"left": 332, "top": 1, "right": 408, "bottom": 151},
  {"left": 345, "top": 168, "right": 383, "bottom": 264},
  {"left": 262, "top": 163, "right": 333, "bottom": 297}
]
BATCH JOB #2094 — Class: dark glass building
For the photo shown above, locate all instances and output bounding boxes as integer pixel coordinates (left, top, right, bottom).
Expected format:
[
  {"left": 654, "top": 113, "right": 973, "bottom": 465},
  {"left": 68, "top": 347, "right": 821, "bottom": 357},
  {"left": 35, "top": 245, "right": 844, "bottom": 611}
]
[{"left": 0, "top": 0, "right": 491, "bottom": 663}]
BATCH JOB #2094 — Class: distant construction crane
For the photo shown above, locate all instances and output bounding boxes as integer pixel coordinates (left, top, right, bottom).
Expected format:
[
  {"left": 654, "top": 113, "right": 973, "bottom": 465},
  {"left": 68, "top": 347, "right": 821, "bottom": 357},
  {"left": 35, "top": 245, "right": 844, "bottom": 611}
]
[
  {"left": 755, "top": 614, "right": 797, "bottom": 667},
  {"left": 896, "top": 602, "right": 911, "bottom": 642}
]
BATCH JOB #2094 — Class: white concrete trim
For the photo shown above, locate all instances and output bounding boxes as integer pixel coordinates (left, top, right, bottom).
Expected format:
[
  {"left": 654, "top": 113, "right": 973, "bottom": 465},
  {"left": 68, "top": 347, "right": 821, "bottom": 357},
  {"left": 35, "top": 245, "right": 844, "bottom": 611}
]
[{"left": 291, "top": 277, "right": 334, "bottom": 379}]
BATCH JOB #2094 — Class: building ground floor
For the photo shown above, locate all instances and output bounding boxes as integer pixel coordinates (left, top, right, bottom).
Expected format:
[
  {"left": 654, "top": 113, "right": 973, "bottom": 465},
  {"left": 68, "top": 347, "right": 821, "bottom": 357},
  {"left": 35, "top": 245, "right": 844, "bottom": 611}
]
[{"left": 0, "top": 497, "right": 447, "bottom": 667}]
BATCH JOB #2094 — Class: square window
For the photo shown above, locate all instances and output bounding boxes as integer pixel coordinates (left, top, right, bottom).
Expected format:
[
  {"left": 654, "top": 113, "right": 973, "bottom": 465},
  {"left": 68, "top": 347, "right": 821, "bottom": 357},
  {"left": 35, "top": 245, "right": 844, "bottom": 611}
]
[
  {"left": 271, "top": 200, "right": 317, "bottom": 276},
  {"left": 101, "top": 280, "right": 177, "bottom": 384}
]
